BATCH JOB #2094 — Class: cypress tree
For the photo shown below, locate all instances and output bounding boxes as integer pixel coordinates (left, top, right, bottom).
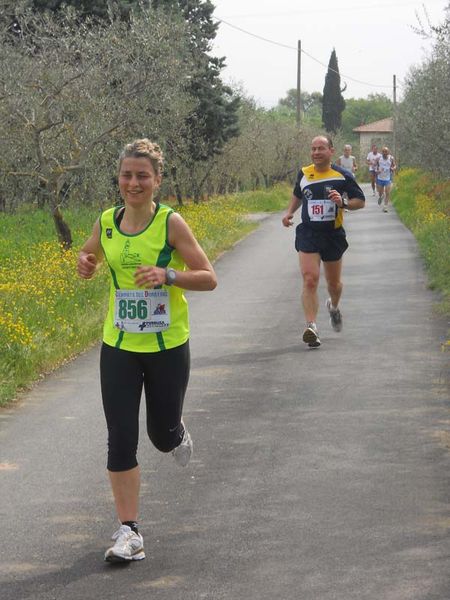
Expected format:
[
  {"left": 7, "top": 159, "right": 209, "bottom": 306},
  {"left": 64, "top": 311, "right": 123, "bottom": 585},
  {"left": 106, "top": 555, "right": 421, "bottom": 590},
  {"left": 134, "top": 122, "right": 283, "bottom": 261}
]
[{"left": 322, "top": 49, "right": 346, "bottom": 133}]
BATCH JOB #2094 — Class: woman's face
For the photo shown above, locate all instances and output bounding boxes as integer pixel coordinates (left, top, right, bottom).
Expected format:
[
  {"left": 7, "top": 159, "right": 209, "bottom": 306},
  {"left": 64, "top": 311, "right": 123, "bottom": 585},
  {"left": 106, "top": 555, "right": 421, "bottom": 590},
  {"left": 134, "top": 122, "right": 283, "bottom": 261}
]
[{"left": 118, "top": 157, "right": 161, "bottom": 207}]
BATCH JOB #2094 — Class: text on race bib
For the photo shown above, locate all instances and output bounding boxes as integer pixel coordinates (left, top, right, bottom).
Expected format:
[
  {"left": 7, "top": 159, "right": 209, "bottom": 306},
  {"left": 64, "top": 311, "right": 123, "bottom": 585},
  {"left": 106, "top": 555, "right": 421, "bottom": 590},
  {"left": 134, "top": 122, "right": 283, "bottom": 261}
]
[
  {"left": 308, "top": 199, "right": 336, "bottom": 221},
  {"left": 114, "top": 289, "right": 170, "bottom": 333}
]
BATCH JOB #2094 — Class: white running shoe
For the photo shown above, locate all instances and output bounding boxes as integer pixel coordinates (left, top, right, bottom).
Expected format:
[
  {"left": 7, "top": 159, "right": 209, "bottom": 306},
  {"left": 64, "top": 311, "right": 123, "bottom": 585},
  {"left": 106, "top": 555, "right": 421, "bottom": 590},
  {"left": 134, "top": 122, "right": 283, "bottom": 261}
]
[
  {"left": 172, "top": 424, "right": 193, "bottom": 467},
  {"left": 326, "top": 298, "right": 343, "bottom": 332},
  {"left": 302, "top": 322, "right": 321, "bottom": 348},
  {"left": 383, "top": 206, "right": 388, "bottom": 213},
  {"left": 104, "top": 524, "right": 145, "bottom": 562}
]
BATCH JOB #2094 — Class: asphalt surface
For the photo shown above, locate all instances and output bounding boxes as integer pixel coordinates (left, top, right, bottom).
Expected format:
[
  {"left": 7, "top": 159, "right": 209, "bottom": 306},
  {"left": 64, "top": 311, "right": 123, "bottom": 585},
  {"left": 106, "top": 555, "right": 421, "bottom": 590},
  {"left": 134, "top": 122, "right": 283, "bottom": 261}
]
[{"left": 1, "top": 184, "right": 449, "bottom": 600}]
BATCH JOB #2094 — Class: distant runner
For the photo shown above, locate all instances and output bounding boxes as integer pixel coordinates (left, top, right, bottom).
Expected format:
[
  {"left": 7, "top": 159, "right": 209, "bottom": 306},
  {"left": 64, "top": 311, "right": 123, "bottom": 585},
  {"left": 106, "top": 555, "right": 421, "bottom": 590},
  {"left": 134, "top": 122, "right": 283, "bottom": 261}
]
[
  {"left": 336, "top": 144, "right": 358, "bottom": 175},
  {"left": 375, "top": 147, "right": 396, "bottom": 212},
  {"left": 282, "top": 135, "right": 365, "bottom": 348},
  {"left": 366, "top": 144, "right": 380, "bottom": 196},
  {"left": 77, "top": 139, "right": 217, "bottom": 563}
]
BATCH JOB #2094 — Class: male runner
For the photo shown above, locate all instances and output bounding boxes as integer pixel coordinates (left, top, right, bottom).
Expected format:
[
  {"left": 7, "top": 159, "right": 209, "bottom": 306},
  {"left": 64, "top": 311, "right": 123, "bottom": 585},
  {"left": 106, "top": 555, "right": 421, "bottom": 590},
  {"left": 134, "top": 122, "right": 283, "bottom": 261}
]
[
  {"left": 366, "top": 144, "right": 380, "bottom": 195},
  {"left": 336, "top": 144, "right": 357, "bottom": 174},
  {"left": 282, "top": 135, "right": 365, "bottom": 347},
  {"left": 375, "top": 147, "right": 396, "bottom": 212}
]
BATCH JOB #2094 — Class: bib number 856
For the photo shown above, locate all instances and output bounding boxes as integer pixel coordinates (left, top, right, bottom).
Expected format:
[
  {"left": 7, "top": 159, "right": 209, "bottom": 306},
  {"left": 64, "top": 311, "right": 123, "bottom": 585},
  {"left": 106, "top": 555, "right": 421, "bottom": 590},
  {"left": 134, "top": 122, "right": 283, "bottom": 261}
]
[{"left": 117, "top": 299, "right": 148, "bottom": 320}]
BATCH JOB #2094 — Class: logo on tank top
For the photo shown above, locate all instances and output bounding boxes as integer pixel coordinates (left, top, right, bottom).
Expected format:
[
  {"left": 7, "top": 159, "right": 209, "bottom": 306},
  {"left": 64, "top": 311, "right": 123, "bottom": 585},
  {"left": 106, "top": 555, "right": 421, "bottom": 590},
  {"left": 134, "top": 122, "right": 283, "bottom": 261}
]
[{"left": 120, "top": 240, "right": 141, "bottom": 268}]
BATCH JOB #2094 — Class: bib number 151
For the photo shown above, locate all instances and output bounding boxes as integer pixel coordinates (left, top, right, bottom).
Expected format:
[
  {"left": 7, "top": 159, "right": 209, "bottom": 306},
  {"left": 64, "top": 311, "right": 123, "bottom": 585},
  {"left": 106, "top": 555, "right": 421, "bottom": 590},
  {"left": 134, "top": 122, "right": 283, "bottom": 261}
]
[{"left": 311, "top": 204, "right": 324, "bottom": 216}]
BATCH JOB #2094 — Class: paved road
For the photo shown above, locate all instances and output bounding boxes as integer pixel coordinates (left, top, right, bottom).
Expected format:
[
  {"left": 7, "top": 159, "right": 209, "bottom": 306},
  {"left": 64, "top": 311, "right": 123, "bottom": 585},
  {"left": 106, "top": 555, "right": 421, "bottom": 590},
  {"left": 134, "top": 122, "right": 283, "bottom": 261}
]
[{"left": 1, "top": 185, "right": 449, "bottom": 600}]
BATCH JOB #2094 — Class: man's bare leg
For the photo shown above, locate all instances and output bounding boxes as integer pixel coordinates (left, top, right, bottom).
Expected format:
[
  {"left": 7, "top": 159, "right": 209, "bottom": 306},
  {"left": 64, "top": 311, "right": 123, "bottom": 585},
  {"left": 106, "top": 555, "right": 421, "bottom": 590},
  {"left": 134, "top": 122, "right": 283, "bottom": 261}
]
[{"left": 299, "top": 252, "right": 322, "bottom": 346}]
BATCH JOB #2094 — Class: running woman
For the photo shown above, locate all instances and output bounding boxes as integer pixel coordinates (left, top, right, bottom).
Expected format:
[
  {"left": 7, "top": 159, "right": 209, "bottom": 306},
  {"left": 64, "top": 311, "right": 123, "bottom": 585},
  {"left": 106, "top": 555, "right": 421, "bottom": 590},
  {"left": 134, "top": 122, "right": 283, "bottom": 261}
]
[{"left": 77, "top": 139, "right": 217, "bottom": 562}]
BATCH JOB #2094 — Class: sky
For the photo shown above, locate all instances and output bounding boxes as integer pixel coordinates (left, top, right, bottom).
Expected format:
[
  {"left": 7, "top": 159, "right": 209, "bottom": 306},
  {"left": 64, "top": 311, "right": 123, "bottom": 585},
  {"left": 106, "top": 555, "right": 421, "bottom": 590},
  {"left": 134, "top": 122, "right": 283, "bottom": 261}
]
[{"left": 210, "top": 0, "right": 449, "bottom": 107}]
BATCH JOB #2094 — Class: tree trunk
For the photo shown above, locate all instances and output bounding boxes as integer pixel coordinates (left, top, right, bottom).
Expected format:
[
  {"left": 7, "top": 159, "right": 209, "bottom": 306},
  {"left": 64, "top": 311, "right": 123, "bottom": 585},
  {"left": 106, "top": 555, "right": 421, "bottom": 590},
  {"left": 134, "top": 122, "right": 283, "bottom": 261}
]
[
  {"left": 170, "top": 166, "right": 184, "bottom": 207},
  {"left": 37, "top": 180, "right": 47, "bottom": 209},
  {"left": 52, "top": 205, "right": 73, "bottom": 250}
]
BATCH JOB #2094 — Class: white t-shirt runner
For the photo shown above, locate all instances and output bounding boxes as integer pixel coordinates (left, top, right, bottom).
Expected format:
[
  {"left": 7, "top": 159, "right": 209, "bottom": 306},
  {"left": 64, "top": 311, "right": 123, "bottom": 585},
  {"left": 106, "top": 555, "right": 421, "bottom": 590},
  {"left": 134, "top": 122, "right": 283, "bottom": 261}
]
[
  {"left": 367, "top": 151, "right": 380, "bottom": 171},
  {"left": 339, "top": 155, "right": 355, "bottom": 172},
  {"left": 376, "top": 156, "right": 394, "bottom": 182}
]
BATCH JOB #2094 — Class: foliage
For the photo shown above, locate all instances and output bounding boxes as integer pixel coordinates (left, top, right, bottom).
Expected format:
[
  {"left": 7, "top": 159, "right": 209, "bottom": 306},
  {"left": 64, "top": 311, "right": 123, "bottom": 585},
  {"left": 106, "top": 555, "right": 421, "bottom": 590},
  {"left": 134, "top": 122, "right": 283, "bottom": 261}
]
[
  {"left": 28, "top": 0, "right": 140, "bottom": 20},
  {"left": 150, "top": 0, "right": 240, "bottom": 201},
  {"left": 322, "top": 49, "right": 346, "bottom": 134},
  {"left": 276, "top": 88, "right": 393, "bottom": 149},
  {"left": 202, "top": 98, "right": 317, "bottom": 196},
  {"left": 1, "top": 1, "right": 240, "bottom": 208},
  {"left": 340, "top": 94, "right": 393, "bottom": 145},
  {"left": 397, "top": 6, "right": 450, "bottom": 177},
  {"left": 155, "top": 0, "right": 241, "bottom": 161},
  {"left": 0, "top": 2, "right": 313, "bottom": 223},
  {"left": 0, "top": 185, "right": 290, "bottom": 406},
  {"left": 392, "top": 169, "right": 450, "bottom": 334},
  {"left": 0, "top": 5, "right": 193, "bottom": 234},
  {"left": 0, "top": 206, "right": 109, "bottom": 405},
  {"left": 277, "top": 89, "right": 323, "bottom": 126}
]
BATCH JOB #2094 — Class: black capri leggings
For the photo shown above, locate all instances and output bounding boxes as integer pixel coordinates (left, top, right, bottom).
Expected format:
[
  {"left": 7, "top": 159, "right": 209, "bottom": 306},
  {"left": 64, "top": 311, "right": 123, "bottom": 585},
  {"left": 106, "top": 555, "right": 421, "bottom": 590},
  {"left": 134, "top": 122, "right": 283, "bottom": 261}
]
[{"left": 100, "top": 341, "right": 190, "bottom": 472}]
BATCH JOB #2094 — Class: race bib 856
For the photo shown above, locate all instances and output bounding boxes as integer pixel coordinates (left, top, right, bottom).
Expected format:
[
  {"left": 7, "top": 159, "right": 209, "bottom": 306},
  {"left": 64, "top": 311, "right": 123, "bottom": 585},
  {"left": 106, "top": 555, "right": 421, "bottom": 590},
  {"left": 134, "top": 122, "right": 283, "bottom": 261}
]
[{"left": 114, "top": 289, "right": 170, "bottom": 333}]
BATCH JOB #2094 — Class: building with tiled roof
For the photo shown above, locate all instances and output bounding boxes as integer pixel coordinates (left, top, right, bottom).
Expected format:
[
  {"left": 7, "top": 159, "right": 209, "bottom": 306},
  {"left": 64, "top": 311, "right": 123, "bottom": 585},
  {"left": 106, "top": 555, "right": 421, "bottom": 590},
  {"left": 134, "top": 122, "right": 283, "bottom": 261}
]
[{"left": 353, "top": 117, "right": 394, "bottom": 163}]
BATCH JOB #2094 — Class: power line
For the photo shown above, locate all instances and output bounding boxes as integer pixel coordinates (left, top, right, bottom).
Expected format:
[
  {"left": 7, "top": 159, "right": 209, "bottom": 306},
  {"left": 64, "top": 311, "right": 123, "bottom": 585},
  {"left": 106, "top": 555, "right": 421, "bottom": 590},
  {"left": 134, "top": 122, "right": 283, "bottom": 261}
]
[
  {"left": 219, "top": 0, "right": 443, "bottom": 19},
  {"left": 214, "top": 15, "right": 399, "bottom": 90}
]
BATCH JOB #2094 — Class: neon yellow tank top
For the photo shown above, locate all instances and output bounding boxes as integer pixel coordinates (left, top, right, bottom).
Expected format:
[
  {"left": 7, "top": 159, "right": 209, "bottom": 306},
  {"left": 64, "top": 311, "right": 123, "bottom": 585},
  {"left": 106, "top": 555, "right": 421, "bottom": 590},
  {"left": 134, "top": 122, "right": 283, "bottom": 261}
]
[{"left": 100, "top": 204, "right": 189, "bottom": 352}]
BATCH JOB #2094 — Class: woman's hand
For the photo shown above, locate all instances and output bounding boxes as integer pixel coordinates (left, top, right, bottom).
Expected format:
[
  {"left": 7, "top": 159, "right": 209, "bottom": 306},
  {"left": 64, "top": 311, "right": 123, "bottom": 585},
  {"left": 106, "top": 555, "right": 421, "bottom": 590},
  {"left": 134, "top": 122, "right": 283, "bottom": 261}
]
[
  {"left": 77, "top": 252, "right": 98, "bottom": 279},
  {"left": 134, "top": 265, "right": 167, "bottom": 288},
  {"left": 77, "top": 219, "right": 102, "bottom": 280}
]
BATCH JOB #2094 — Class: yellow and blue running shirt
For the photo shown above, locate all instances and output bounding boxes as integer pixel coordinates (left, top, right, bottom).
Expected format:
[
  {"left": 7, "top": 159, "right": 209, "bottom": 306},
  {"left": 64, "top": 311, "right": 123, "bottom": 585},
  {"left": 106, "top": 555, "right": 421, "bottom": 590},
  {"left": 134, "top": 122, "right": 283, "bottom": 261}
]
[
  {"left": 100, "top": 203, "right": 189, "bottom": 353},
  {"left": 293, "top": 164, "right": 365, "bottom": 231}
]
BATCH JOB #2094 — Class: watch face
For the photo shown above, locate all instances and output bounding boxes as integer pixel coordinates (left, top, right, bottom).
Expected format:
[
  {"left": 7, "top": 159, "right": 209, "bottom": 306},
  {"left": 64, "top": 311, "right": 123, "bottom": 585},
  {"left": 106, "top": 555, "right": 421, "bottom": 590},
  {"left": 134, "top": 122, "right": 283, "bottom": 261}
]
[{"left": 167, "top": 269, "right": 176, "bottom": 282}]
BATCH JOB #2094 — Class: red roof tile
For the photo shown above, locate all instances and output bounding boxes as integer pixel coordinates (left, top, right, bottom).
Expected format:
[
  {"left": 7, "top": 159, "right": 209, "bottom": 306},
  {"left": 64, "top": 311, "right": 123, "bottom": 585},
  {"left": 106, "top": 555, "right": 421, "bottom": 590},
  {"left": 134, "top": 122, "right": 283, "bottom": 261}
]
[{"left": 353, "top": 117, "right": 394, "bottom": 133}]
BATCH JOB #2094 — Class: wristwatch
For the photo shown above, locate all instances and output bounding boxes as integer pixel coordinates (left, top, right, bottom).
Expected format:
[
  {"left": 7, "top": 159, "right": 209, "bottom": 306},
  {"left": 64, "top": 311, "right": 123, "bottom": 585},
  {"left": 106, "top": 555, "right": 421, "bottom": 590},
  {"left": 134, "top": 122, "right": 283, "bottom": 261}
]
[
  {"left": 165, "top": 267, "right": 177, "bottom": 286},
  {"left": 342, "top": 196, "right": 349, "bottom": 209}
]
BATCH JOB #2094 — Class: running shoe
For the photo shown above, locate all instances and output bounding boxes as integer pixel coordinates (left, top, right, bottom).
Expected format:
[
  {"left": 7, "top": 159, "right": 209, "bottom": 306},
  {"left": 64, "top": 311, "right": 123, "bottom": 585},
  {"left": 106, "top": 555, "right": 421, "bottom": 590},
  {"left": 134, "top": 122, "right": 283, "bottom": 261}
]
[
  {"left": 172, "top": 424, "right": 193, "bottom": 467},
  {"left": 302, "top": 322, "right": 321, "bottom": 348},
  {"left": 383, "top": 206, "right": 388, "bottom": 213},
  {"left": 378, "top": 195, "right": 383, "bottom": 206},
  {"left": 326, "top": 298, "right": 343, "bottom": 332},
  {"left": 104, "top": 524, "right": 145, "bottom": 562}
]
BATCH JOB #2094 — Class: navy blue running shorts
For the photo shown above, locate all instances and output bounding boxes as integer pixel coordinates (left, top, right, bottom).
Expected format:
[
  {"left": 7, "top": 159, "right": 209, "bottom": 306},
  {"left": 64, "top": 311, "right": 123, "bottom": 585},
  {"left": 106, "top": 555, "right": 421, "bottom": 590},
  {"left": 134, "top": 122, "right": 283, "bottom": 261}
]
[{"left": 295, "top": 224, "right": 348, "bottom": 262}]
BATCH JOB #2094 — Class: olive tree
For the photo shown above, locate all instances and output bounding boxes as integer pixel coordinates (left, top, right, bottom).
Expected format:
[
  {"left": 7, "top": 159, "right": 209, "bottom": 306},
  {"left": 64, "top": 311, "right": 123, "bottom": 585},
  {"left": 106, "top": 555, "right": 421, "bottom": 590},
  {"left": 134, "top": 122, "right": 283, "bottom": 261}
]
[
  {"left": 0, "top": 5, "right": 193, "bottom": 244},
  {"left": 397, "top": 6, "right": 450, "bottom": 176},
  {"left": 205, "top": 97, "right": 317, "bottom": 195}
]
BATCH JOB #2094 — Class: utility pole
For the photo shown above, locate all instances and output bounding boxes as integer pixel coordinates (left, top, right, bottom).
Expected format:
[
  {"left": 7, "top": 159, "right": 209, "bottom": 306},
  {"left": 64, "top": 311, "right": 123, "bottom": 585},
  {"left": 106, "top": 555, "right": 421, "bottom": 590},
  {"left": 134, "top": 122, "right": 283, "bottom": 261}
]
[
  {"left": 392, "top": 74, "right": 397, "bottom": 160},
  {"left": 296, "top": 40, "right": 301, "bottom": 126}
]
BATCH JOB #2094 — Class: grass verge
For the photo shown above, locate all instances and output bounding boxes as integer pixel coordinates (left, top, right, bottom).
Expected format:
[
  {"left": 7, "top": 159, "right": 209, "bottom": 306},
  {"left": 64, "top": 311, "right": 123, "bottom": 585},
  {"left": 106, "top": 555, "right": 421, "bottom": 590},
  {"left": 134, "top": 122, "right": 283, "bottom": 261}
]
[
  {"left": 392, "top": 168, "right": 449, "bottom": 348},
  {"left": 0, "top": 184, "right": 289, "bottom": 406}
]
